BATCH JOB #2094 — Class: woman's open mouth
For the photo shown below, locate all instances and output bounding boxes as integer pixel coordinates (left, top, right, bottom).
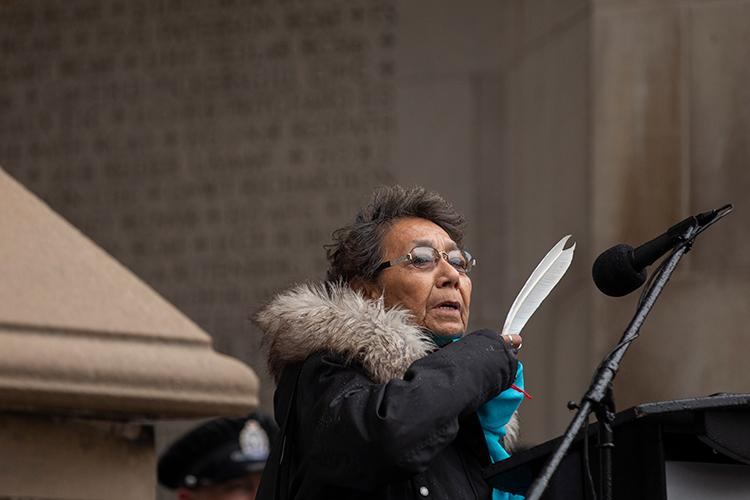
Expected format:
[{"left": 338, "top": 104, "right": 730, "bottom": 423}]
[{"left": 435, "top": 301, "right": 461, "bottom": 312}]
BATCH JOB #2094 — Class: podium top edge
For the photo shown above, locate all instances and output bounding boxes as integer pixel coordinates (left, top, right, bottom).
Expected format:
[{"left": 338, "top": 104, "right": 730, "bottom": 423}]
[{"left": 628, "top": 393, "right": 750, "bottom": 420}]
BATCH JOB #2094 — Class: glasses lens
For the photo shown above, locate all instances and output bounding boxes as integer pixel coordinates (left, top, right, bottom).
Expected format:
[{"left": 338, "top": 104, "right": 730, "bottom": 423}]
[
  {"left": 409, "top": 247, "right": 440, "bottom": 269},
  {"left": 465, "top": 251, "right": 476, "bottom": 272},
  {"left": 446, "top": 249, "right": 470, "bottom": 273}
]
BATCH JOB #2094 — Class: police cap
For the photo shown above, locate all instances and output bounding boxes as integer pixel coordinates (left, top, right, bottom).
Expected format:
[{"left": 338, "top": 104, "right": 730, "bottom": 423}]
[{"left": 157, "top": 412, "right": 277, "bottom": 490}]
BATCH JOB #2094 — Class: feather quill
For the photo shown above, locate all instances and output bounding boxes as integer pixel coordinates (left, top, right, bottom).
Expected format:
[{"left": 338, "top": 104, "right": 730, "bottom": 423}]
[{"left": 502, "top": 235, "right": 575, "bottom": 336}]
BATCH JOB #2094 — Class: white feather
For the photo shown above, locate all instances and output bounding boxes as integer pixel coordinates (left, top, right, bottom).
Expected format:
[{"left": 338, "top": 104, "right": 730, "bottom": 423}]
[{"left": 502, "top": 235, "right": 575, "bottom": 336}]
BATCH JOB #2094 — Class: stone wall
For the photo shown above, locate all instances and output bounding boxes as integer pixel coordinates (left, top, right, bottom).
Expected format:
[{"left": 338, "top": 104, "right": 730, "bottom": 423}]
[
  {"left": 591, "top": 0, "right": 750, "bottom": 413},
  {"left": 393, "top": 0, "right": 594, "bottom": 441},
  {"left": 0, "top": 0, "right": 396, "bottom": 415}
]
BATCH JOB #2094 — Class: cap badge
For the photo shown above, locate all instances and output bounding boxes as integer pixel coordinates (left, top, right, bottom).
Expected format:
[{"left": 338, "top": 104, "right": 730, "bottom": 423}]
[{"left": 237, "top": 420, "right": 270, "bottom": 461}]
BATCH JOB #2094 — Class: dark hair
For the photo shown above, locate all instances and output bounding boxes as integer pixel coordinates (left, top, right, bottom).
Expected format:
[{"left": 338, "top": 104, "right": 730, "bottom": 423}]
[{"left": 326, "top": 185, "right": 466, "bottom": 283}]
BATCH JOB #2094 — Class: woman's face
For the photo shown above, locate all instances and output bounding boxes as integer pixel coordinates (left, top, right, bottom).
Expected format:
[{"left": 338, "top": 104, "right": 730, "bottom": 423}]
[{"left": 367, "top": 217, "right": 472, "bottom": 336}]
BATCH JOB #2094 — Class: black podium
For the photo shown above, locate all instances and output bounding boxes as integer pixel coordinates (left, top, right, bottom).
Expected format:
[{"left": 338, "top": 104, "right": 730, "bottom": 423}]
[{"left": 484, "top": 394, "right": 750, "bottom": 499}]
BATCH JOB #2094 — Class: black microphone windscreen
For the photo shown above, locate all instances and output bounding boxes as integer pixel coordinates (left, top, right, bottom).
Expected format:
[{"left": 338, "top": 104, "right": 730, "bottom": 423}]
[{"left": 592, "top": 244, "right": 647, "bottom": 297}]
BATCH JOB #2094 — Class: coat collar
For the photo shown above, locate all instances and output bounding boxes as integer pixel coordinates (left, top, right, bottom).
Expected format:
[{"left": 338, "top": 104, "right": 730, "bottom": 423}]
[{"left": 256, "top": 282, "right": 436, "bottom": 384}]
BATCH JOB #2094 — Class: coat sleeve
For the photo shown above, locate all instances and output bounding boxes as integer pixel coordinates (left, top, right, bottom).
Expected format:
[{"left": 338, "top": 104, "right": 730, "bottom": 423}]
[{"left": 292, "top": 329, "right": 518, "bottom": 490}]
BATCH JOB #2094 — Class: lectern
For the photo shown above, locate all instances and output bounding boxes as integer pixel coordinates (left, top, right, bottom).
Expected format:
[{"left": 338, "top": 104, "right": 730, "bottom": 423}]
[{"left": 485, "top": 394, "right": 750, "bottom": 499}]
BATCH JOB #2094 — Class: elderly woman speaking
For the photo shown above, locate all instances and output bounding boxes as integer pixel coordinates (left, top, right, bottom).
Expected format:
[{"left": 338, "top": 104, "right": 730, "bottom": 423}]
[{"left": 256, "top": 186, "right": 524, "bottom": 500}]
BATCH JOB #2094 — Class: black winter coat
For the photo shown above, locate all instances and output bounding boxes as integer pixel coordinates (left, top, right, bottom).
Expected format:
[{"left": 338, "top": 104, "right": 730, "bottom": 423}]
[{"left": 256, "top": 283, "right": 519, "bottom": 500}]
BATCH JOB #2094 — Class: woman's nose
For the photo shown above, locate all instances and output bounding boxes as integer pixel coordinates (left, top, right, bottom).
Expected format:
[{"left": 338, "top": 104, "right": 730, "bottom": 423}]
[{"left": 435, "top": 258, "right": 461, "bottom": 288}]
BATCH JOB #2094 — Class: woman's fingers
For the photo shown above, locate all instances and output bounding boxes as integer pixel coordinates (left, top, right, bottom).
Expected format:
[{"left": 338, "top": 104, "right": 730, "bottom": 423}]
[{"left": 502, "top": 333, "right": 523, "bottom": 351}]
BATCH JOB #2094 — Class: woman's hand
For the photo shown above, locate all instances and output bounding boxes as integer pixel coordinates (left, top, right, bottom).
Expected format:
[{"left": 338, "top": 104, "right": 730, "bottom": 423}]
[{"left": 501, "top": 333, "right": 523, "bottom": 351}]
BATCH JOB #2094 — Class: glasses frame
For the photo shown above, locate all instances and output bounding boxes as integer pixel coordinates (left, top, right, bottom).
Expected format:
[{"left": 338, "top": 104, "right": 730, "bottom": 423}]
[{"left": 375, "top": 246, "right": 477, "bottom": 276}]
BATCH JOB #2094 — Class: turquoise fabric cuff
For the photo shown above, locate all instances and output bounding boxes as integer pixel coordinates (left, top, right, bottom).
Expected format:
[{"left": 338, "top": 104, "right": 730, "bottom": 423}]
[
  {"left": 477, "top": 362, "right": 524, "bottom": 461},
  {"left": 478, "top": 362, "right": 526, "bottom": 500}
]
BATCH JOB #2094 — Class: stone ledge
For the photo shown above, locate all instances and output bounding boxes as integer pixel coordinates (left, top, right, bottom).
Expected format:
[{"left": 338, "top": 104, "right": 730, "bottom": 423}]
[
  {"left": 0, "top": 325, "right": 258, "bottom": 418},
  {"left": 0, "top": 168, "right": 259, "bottom": 419}
]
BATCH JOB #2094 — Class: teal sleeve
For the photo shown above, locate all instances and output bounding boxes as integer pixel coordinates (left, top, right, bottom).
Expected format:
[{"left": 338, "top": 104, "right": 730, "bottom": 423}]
[{"left": 477, "top": 362, "right": 526, "bottom": 500}]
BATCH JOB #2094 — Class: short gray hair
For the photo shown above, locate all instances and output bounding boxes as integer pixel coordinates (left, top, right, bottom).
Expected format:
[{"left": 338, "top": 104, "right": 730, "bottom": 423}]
[{"left": 325, "top": 185, "right": 466, "bottom": 283}]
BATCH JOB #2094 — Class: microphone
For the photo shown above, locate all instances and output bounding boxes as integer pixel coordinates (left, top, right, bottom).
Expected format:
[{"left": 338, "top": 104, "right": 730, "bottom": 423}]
[{"left": 592, "top": 206, "right": 731, "bottom": 296}]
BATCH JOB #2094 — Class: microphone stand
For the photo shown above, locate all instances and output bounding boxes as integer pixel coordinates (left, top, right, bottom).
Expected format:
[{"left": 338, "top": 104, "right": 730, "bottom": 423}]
[{"left": 525, "top": 208, "right": 730, "bottom": 500}]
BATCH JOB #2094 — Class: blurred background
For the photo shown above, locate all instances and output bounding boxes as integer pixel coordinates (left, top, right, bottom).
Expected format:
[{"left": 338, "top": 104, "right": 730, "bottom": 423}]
[{"left": 1, "top": 0, "right": 749, "bottom": 497}]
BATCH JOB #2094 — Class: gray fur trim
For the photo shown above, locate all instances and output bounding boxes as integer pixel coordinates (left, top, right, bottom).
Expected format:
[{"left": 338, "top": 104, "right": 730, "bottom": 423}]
[
  {"left": 505, "top": 412, "right": 520, "bottom": 451},
  {"left": 255, "top": 282, "right": 436, "bottom": 384},
  {"left": 255, "top": 282, "right": 519, "bottom": 449}
]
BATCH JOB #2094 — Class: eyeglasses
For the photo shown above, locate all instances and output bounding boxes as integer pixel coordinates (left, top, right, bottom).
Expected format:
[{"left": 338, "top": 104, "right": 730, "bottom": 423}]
[{"left": 375, "top": 246, "right": 476, "bottom": 275}]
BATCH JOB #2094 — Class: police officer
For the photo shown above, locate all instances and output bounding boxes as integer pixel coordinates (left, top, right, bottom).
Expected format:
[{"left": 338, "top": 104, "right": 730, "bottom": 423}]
[{"left": 158, "top": 413, "right": 277, "bottom": 500}]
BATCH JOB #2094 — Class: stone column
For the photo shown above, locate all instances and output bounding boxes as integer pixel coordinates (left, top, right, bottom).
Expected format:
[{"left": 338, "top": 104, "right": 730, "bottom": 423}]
[
  {"left": 591, "top": 0, "right": 750, "bottom": 414},
  {"left": 0, "top": 168, "right": 258, "bottom": 499}
]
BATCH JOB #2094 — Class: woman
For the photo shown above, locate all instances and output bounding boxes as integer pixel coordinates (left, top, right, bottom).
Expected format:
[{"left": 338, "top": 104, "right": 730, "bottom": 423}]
[{"left": 256, "top": 186, "right": 523, "bottom": 500}]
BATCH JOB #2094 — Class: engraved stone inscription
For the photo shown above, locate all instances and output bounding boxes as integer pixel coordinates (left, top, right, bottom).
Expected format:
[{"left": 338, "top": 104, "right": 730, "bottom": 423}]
[{"left": 0, "top": 0, "right": 396, "bottom": 410}]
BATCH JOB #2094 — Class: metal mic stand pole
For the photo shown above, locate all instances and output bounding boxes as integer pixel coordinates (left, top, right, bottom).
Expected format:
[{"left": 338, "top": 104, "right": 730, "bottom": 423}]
[{"left": 524, "top": 225, "right": 698, "bottom": 500}]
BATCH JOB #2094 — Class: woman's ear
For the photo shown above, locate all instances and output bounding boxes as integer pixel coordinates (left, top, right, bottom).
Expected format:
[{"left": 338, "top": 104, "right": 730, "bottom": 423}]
[{"left": 351, "top": 278, "right": 381, "bottom": 300}]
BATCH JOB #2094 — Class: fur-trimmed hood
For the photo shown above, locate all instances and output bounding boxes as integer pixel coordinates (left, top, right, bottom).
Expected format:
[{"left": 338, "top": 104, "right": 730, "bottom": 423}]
[
  {"left": 256, "top": 282, "right": 520, "bottom": 448},
  {"left": 256, "top": 282, "right": 436, "bottom": 384}
]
